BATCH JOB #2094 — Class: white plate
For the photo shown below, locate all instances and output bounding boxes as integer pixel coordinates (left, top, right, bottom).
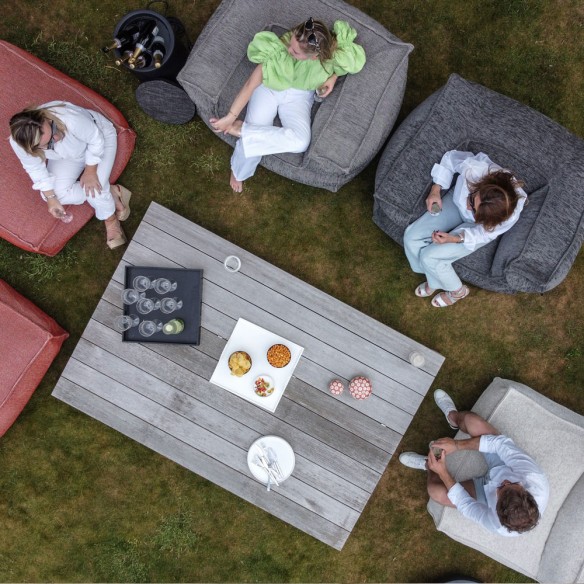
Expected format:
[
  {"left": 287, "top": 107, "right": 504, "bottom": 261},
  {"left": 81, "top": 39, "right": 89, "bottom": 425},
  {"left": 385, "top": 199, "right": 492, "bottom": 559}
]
[{"left": 247, "top": 435, "right": 295, "bottom": 485}]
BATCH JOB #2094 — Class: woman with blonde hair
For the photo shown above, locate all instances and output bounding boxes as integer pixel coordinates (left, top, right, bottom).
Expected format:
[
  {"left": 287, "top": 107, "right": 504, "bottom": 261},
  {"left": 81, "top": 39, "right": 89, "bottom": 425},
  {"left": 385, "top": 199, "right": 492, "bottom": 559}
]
[
  {"left": 210, "top": 17, "right": 366, "bottom": 192},
  {"left": 404, "top": 150, "right": 528, "bottom": 307},
  {"left": 9, "top": 101, "right": 131, "bottom": 249}
]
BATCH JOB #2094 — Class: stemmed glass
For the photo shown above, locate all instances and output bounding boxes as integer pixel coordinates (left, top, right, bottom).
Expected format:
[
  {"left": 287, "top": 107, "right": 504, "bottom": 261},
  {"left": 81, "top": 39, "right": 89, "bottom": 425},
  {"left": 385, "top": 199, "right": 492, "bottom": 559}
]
[
  {"left": 133, "top": 275, "right": 153, "bottom": 292},
  {"left": 121, "top": 288, "right": 145, "bottom": 305},
  {"left": 138, "top": 319, "right": 163, "bottom": 337},
  {"left": 159, "top": 297, "right": 183, "bottom": 314},
  {"left": 113, "top": 314, "right": 139, "bottom": 332},
  {"left": 135, "top": 297, "right": 161, "bottom": 315},
  {"left": 152, "top": 278, "right": 177, "bottom": 294}
]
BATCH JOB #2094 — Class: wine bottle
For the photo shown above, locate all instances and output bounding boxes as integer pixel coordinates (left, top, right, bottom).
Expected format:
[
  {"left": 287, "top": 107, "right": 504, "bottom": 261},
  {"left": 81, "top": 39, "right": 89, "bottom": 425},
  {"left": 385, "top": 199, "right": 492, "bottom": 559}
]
[
  {"left": 101, "top": 25, "right": 140, "bottom": 53},
  {"left": 114, "top": 50, "right": 133, "bottom": 67},
  {"left": 128, "top": 53, "right": 152, "bottom": 69},
  {"left": 149, "top": 36, "right": 166, "bottom": 68},
  {"left": 128, "top": 22, "right": 159, "bottom": 64}
]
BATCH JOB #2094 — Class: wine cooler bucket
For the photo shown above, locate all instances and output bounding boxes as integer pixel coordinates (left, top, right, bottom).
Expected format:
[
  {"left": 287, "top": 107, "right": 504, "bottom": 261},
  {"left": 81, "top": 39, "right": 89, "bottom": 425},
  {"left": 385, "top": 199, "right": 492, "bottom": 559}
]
[{"left": 113, "top": 9, "right": 189, "bottom": 81}]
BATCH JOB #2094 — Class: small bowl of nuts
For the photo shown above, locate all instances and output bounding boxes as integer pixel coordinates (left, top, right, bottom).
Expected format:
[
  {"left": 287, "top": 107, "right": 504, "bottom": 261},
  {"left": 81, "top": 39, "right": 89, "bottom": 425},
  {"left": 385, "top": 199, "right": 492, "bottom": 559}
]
[{"left": 267, "top": 343, "right": 291, "bottom": 368}]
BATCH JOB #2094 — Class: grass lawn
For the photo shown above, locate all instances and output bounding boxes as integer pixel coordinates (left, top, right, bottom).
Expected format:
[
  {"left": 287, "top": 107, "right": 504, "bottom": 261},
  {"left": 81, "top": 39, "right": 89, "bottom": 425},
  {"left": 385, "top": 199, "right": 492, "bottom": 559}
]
[{"left": 1, "top": 0, "right": 583, "bottom": 581}]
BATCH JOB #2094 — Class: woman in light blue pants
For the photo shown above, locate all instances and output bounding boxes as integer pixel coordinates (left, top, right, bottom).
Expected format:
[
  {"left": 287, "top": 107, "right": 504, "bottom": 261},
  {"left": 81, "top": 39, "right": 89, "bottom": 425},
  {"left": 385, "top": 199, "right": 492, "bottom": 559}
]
[{"left": 404, "top": 150, "right": 528, "bottom": 307}]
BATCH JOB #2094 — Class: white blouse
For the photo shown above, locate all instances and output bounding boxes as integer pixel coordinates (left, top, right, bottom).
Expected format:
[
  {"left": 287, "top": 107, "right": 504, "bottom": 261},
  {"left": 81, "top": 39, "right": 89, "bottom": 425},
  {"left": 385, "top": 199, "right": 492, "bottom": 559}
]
[
  {"left": 9, "top": 101, "right": 106, "bottom": 194},
  {"left": 431, "top": 150, "right": 528, "bottom": 251}
]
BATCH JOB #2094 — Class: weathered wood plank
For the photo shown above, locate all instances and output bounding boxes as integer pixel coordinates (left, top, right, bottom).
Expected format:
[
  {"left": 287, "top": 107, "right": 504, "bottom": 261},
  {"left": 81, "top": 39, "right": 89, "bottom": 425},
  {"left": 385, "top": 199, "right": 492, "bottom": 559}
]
[
  {"left": 143, "top": 202, "right": 444, "bottom": 373},
  {"left": 52, "top": 378, "right": 351, "bottom": 550}
]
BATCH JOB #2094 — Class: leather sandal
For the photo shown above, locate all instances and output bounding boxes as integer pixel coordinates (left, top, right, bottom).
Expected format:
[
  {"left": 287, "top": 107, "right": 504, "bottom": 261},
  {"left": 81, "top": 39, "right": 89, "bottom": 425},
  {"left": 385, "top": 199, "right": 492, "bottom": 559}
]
[
  {"left": 105, "top": 217, "right": 127, "bottom": 250},
  {"left": 415, "top": 282, "right": 435, "bottom": 297},
  {"left": 113, "top": 184, "right": 132, "bottom": 221},
  {"left": 431, "top": 285, "right": 469, "bottom": 308}
]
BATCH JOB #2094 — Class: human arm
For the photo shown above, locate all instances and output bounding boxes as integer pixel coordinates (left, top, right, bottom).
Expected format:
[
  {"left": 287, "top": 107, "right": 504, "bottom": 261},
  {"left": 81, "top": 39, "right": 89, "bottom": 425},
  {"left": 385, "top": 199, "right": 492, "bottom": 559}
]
[
  {"left": 331, "top": 21, "right": 366, "bottom": 76},
  {"left": 210, "top": 64, "right": 263, "bottom": 134},
  {"left": 317, "top": 73, "right": 338, "bottom": 98},
  {"left": 430, "top": 150, "right": 476, "bottom": 190},
  {"left": 8, "top": 136, "right": 55, "bottom": 193}
]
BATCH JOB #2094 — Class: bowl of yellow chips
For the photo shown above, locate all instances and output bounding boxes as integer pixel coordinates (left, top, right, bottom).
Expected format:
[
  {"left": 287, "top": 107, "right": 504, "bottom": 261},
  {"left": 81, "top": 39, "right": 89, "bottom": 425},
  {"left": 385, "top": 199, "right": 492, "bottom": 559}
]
[{"left": 228, "top": 351, "right": 252, "bottom": 377}]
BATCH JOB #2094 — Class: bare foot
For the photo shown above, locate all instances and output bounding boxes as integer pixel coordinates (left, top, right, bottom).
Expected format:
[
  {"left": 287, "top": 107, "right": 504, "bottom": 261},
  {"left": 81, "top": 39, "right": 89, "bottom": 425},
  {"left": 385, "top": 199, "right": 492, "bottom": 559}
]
[
  {"left": 230, "top": 171, "right": 243, "bottom": 193},
  {"left": 227, "top": 120, "right": 243, "bottom": 138}
]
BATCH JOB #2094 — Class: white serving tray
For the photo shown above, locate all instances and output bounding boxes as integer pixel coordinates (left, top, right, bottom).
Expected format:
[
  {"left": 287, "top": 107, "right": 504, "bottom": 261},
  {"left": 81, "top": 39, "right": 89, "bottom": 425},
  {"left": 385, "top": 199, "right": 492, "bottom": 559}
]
[{"left": 209, "top": 318, "right": 304, "bottom": 412}]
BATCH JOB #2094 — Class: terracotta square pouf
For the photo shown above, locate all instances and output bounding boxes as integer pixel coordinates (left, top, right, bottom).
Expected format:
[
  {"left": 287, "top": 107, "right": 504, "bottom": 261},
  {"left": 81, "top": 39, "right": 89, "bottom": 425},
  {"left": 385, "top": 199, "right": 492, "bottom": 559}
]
[
  {"left": 0, "top": 40, "right": 136, "bottom": 256},
  {"left": 0, "top": 279, "right": 68, "bottom": 437}
]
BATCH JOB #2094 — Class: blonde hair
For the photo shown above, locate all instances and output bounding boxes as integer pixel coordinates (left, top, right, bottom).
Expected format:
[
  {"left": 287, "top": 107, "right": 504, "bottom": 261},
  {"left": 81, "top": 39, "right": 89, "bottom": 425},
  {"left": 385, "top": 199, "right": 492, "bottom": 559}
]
[
  {"left": 290, "top": 18, "right": 337, "bottom": 65},
  {"left": 9, "top": 104, "right": 67, "bottom": 159}
]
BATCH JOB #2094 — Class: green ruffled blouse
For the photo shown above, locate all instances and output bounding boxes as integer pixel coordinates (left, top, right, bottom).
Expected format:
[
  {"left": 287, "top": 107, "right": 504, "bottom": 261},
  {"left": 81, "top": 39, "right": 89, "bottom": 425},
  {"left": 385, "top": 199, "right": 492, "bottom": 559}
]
[{"left": 247, "top": 20, "right": 366, "bottom": 91}]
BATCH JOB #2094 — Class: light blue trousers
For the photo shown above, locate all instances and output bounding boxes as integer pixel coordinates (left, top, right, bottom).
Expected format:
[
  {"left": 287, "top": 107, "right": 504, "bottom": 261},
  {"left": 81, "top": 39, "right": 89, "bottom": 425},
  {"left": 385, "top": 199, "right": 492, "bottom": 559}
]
[{"left": 404, "top": 193, "right": 482, "bottom": 291}]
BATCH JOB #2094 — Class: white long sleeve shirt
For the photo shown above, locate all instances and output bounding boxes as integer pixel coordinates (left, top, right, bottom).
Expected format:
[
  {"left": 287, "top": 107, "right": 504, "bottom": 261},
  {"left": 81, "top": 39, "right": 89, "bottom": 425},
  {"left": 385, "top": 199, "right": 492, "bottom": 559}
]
[
  {"left": 431, "top": 150, "right": 528, "bottom": 251},
  {"left": 9, "top": 101, "right": 105, "bottom": 194},
  {"left": 447, "top": 434, "right": 549, "bottom": 536}
]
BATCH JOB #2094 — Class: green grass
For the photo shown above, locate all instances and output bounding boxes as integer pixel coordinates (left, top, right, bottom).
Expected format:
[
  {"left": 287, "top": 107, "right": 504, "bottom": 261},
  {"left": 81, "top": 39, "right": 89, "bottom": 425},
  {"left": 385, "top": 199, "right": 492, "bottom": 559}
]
[{"left": 1, "top": 0, "right": 583, "bottom": 581}]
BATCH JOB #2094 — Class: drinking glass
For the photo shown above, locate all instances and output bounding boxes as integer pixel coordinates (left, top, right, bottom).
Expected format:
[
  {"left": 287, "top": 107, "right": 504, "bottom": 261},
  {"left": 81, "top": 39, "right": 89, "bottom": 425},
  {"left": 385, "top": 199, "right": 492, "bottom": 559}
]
[
  {"left": 133, "top": 275, "right": 152, "bottom": 292},
  {"left": 152, "top": 278, "right": 177, "bottom": 294},
  {"left": 224, "top": 255, "right": 241, "bottom": 273},
  {"left": 121, "top": 288, "right": 145, "bottom": 305},
  {"left": 55, "top": 208, "right": 73, "bottom": 223},
  {"left": 135, "top": 297, "right": 161, "bottom": 315},
  {"left": 113, "top": 314, "right": 139, "bottom": 332},
  {"left": 138, "top": 319, "right": 163, "bottom": 337},
  {"left": 159, "top": 297, "right": 183, "bottom": 314}
]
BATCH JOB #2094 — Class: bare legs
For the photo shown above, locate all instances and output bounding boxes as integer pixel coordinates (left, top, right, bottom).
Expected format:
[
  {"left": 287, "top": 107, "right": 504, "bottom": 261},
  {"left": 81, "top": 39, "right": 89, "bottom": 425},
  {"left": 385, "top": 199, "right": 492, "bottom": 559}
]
[{"left": 427, "top": 410, "right": 500, "bottom": 505}]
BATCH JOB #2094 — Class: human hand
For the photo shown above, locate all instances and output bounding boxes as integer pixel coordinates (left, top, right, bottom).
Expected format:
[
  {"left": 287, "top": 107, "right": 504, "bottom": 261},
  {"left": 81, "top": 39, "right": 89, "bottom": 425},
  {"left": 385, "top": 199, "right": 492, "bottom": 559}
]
[
  {"left": 431, "top": 437, "right": 458, "bottom": 456},
  {"left": 80, "top": 167, "right": 102, "bottom": 197},
  {"left": 47, "top": 198, "right": 65, "bottom": 219},
  {"left": 431, "top": 230, "right": 460, "bottom": 245},
  {"left": 317, "top": 74, "right": 338, "bottom": 98},
  {"left": 425, "top": 184, "right": 442, "bottom": 213},
  {"left": 210, "top": 114, "right": 237, "bottom": 135}
]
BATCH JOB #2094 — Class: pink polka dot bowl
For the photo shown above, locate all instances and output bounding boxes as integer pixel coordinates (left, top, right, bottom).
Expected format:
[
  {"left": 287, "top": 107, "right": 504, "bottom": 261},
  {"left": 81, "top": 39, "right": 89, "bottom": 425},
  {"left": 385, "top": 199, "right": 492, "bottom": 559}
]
[
  {"left": 329, "top": 379, "right": 345, "bottom": 395},
  {"left": 348, "top": 376, "right": 372, "bottom": 400}
]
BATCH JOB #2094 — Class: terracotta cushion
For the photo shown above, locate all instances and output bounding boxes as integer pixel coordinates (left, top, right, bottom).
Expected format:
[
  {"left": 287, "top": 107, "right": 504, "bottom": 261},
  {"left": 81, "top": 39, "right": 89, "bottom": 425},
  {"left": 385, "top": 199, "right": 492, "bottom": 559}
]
[
  {"left": 0, "top": 279, "right": 68, "bottom": 437},
  {"left": 0, "top": 40, "right": 137, "bottom": 256}
]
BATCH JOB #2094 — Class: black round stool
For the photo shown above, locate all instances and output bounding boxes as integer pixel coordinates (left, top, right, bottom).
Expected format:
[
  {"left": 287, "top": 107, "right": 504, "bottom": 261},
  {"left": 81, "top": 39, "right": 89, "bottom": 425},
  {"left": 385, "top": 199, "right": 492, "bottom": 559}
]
[{"left": 135, "top": 79, "right": 196, "bottom": 124}]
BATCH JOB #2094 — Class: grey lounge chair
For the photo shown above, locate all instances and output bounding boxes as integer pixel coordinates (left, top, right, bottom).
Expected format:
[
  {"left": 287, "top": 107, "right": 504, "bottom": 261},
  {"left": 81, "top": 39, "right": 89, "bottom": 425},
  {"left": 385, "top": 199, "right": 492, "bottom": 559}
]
[
  {"left": 177, "top": 0, "right": 413, "bottom": 192},
  {"left": 373, "top": 74, "right": 584, "bottom": 293},
  {"left": 428, "top": 377, "right": 584, "bottom": 583}
]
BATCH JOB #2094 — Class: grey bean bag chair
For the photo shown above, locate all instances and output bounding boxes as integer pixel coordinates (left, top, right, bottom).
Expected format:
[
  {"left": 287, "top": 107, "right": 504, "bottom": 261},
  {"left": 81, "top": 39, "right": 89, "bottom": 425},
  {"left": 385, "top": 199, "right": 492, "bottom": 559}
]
[
  {"left": 177, "top": 0, "right": 413, "bottom": 192},
  {"left": 428, "top": 377, "right": 584, "bottom": 583},
  {"left": 373, "top": 74, "right": 584, "bottom": 293}
]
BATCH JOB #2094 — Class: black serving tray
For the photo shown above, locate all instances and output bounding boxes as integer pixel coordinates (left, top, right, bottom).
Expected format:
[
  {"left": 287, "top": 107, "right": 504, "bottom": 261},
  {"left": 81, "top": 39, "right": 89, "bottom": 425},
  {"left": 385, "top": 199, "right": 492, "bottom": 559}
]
[{"left": 123, "top": 266, "right": 203, "bottom": 344}]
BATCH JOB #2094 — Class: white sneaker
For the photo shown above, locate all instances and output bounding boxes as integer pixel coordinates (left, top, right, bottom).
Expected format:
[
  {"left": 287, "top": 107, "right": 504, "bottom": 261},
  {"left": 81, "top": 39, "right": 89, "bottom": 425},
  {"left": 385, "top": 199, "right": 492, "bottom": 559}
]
[
  {"left": 434, "top": 389, "right": 459, "bottom": 429},
  {"left": 399, "top": 452, "right": 427, "bottom": 470}
]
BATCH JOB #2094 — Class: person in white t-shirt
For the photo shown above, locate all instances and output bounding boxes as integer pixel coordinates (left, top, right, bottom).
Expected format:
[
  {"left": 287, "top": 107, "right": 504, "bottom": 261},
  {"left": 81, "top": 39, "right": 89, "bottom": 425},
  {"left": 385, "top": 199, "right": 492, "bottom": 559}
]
[
  {"left": 9, "top": 101, "right": 132, "bottom": 249},
  {"left": 400, "top": 389, "right": 549, "bottom": 536},
  {"left": 404, "top": 150, "right": 528, "bottom": 307}
]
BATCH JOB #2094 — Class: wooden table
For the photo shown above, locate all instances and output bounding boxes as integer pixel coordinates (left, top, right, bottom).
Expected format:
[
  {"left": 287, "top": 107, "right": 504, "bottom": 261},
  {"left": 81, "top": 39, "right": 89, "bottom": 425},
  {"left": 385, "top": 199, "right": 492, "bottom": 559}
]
[{"left": 52, "top": 202, "right": 444, "bottom": 550}]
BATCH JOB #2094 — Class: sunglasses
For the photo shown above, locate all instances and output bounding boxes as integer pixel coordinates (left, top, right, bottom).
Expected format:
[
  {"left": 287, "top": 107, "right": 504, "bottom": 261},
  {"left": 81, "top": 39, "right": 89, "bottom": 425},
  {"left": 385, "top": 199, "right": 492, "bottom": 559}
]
[
  {"left": 40, "top": 120, "right": 58, "bottom": 150},
  {"left": 304, "top": 17, "right": 320, "bottom": 51},
  {"left": 467, "top": 189, "right": 479, "bottom": 215}
]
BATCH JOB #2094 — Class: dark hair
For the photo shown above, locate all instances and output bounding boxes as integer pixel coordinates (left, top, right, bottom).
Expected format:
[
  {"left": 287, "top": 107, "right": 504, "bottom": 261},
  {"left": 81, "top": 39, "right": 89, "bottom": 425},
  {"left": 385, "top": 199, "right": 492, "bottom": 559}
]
[
  {"left": 290, "top": 18, "right": 337, "bottom": 64},
  {"left": 468, "top": 169, "right": 525, "bottom": 231},
  {"left": 496, "top": 487, "right": 540, "bottom": 533}
]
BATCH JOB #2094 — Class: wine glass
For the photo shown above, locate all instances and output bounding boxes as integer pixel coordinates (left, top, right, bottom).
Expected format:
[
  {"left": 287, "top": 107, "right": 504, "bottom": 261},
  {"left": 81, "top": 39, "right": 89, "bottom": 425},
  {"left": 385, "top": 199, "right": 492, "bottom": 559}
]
[
  {"left": 133, "top": 275, "right": 153, "bottom": 292},
  {"left": 121, "top": 288, "right": 145, "bottom": 305},
  {"left": 113, "top": 314, "right": 139, "bottom": 332},
  {"left": 152, "top": 278, "right": 177, "bottom": 294},
  {"left": 138, "top": 319, "right": 163, "bottom": 337},
  {"left": 159, "top": 297, "right": 183, "bottom": 314},
  {"left": 135, "top": 297, "right": 161, "bottom": 315}
]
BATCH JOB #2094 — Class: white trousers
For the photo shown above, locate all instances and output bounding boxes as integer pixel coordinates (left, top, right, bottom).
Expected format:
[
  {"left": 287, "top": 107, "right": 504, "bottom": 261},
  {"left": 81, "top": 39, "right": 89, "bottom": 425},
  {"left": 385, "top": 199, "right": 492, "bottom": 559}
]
[
  {"left": 403, "top": 193, "right": 482, "bottom": 291},
  {"left": 231, "top": 84, "right": 314, "bottom": 181},
  {"left": 47, "top": 113, "right": 118, "bottom": 220}
]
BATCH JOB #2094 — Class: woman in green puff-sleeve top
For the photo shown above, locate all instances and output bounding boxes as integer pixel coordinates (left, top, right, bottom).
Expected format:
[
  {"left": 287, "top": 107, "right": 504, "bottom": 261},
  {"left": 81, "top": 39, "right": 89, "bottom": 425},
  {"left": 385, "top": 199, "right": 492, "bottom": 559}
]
[{"left": 210, "top": 17, "right": 365, "bottom": 192}]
